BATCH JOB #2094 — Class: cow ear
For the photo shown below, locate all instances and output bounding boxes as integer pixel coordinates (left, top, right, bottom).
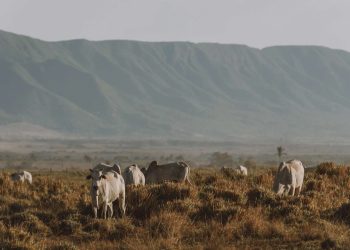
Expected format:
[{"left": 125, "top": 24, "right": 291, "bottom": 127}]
[
  {"left": 101, "top": 175, "right": 106, "bottom": 179},
  {"left": 86, "top": 175, "right": 92, "bottom": 179}
]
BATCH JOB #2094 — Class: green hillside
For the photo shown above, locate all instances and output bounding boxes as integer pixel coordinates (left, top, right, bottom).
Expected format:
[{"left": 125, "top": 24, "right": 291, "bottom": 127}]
[{"left": 1, "top": 30, "right": 350, "bottom": 142}]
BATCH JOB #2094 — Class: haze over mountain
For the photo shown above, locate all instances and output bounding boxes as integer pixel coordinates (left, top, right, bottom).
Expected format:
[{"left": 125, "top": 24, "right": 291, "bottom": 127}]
[{"left": 1, "top": 30, "right": 350, "bottom": 143}]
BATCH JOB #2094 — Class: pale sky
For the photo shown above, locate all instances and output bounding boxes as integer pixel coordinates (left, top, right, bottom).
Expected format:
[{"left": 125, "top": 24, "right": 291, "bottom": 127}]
[{"left": 1, "top": 0, "right": 350, "bottom": 51}]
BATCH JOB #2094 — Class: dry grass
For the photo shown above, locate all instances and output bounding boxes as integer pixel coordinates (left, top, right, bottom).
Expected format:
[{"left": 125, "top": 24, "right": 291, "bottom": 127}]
[{"left": 1, "top": 163, "right": 350, "bottom": 249}]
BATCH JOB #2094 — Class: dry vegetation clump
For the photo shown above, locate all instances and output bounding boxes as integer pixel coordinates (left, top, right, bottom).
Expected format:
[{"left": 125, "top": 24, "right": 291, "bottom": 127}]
[
  {"left": 2, "top": 162, "right": 350, "bottom": 249},
  {"left": 316, "top": 162, "right": 350, "bottom": 177},
  {"left": 333, "top": 202, "right": 350, "bottom": 226}
]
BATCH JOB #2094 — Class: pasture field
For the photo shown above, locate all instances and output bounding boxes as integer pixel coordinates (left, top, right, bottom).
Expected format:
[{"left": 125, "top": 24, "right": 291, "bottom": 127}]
[{"left": 1, "top": 163, "right": 350, "bottom": 249}]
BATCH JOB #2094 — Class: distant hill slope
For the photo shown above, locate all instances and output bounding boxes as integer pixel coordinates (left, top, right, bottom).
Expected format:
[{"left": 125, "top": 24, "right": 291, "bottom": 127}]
[{"left": 1, "top": 30, "right": 350, "bottom": 142}]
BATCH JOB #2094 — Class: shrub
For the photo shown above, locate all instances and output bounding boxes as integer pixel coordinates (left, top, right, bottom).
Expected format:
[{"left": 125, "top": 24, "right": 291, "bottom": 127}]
[
  {"left": 246, "top": 187, "right": 277, "bottom": 207},
  {"left": 83, "top": 218, "right": 135, "bottom": 241},
  {"left": 50, "top": 241, "right": 78, "bottom": 250},
  {"left": 0, "top": 226, "right": 35, "bottom": 249},
  {"left": 9, "top": 212, "right": 50, "bottom": 234},
  {"left": 201, "top": 186, "right": 242, "bottom": 203},
  {"left": 126, "top": 183, "right": 192, "bottom": 221},
  {"left": 321, "top": 238, "right": 337, "bottom": 249},
  {"left": 126, "top": 186, "right": 159, "bottom": 220},
  {"left": 34, "top": 211, "right": 55, "bottom": 225},
  {"left": 0, "top": 220, "right": 7, "bottom": 233},
  {"left": 149, "top": 183, "right": 191, "bottom": 202},
  {"left": 57, "top": 220, "right": 82, "bottom": 235},
  {"left": 190, "top": 199, "right": 239, "bottom": 224},
  {"left": 109, "top": 217, "right": 136, "bottom": 240},
  {"left": 221, "top": 168, "right": 245, "bottom": 181},
  {"left": 333, "top": 202, "right": 350, "bottom": 225},
  {"left": 8, "top": 200, "right": 31, "bottom": 214},
  {"left": 148, "top": 212, "right": 187, "bottom": 238},
  {"left": 316, "top": 162, "right": 339, "bottom": 176}
]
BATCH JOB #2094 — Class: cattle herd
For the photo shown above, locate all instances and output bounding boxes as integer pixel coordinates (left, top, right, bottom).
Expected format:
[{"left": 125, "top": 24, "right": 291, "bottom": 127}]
[{"left": 10, "top": 159, "right": 305, "bottom": 219}]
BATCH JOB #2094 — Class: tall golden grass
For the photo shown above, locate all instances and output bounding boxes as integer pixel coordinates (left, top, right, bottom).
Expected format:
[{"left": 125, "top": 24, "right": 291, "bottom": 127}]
[{"left": 1, "top": 163, "right": 350, "bottom": 249}]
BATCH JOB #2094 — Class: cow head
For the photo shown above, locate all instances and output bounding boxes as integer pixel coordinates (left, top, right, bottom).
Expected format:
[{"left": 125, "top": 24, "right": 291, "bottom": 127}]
[
  {"left": 273, "top": 162, "right": 285, "bottom": 192},
  {"left": 87, "top": 169, "right": 106, "bottom": 195},
  {"left": 148, "top": 160, "right": 158, "bottom": 169},
  {"left": 273, "top": 162, "right": 292, "bottom": 194}
]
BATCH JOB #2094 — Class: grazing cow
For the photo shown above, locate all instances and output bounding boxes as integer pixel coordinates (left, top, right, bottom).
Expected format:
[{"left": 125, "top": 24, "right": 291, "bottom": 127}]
[
  {"left": 142, "top": 161, "right": 191, "bottom": 184},
  {"left": 220, "top": 166, "right": 247, "bottom": 176},
  {"left": 273, "top": 160, "right": 304, "bottom": 196},
  {"left": 235, "top": 165, "right": 248, "bottom": 176},
  {"left": 11, "top": 171, "right": 32, "bottom": 184},
  {"left": 123, "top": 164, "right": 145, "bottom": 186},
  {"left": 86, "top": 169, "right": 126, "bottom": 219},
  {"left": 93, "top": 162, "right": 121, "bottom": 175}
]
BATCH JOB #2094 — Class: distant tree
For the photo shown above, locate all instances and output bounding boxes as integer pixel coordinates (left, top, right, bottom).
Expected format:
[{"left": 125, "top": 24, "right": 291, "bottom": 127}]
[
  {"left": 84, "top": 154, "right": 92, "bottom": 163},
  {"left": 244, "top": 158, "right": 257, "bottom": 168},
  {"left": 276, "top": 146, "right": 287, "bottom": 162},
  {"left": 165, "top": 154, "right": 174, "bottom": 161},
  {"left": 238, "top": 155, "right": 245, "bottom": 165},
  {"left": 175, "top": 155, "right": 184, "bottom": 161},
  {"left": 210, "top": 152, "right": 233, "bottom": 167},
  {"left": 29, "top": 153, "right": 37, "bottom": 162}
]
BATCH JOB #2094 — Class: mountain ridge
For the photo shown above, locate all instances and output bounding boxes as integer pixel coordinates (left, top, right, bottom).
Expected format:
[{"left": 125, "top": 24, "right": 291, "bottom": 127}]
[{"left": 1, "top": 30, "right": 350, "bottom": 143}]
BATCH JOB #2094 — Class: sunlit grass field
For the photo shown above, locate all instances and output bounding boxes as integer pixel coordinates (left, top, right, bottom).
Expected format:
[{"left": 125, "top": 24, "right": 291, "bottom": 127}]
[{"left": 1, "top": 163, "right": 350, "bottom": 249}]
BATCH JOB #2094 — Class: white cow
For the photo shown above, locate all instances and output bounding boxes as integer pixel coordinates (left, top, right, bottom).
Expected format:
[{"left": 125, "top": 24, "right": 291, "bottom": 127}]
[
  {"left": 11, "top": 171, "right": 32, "bottom": 184},
  {"left": 220, "top": 166, "right": 247, "bottom": 176},
  {"left": 273, "top": 160, "right": 304, "bottom": 196},
  {"left": 142, "top": 161, "right": 191, "bottom": 184},
  {"left": 86, "top": 169, "right": 126, "bottom": 219},
  {"left": 123, "top": 164, "right": 145, "bottom": 186},
  {"left": 235, "top": 165, "right": 248, "bottom": 176}
]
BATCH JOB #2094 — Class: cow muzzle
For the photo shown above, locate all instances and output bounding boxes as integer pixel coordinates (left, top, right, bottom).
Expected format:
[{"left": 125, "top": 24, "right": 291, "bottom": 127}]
[{"left": 92, "top": 186, "right": 100, "bottom": 196}]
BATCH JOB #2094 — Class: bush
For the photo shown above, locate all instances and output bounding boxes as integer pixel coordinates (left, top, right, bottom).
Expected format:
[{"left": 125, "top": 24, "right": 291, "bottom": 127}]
[
  {"left": 148, "top": 212, "right": 187, "bottom": 238},
  {"left": 109, "top": 217, "right": 136, "bottom": 240},
  {"left": 201, "top": 186, "right": 242, "bottom": 203},
  {"left": 34, "top": 211, "right": 55, "bottom": 225},
  {"left": 316, "top": 162, "right": 344, "bottom": 177},
  {"left": 8, "top": 200, "right": 31, "bottom": 214},
  {"left": 9, "top": 212, "right": 50, "bottom": 234},
  {"left": 333, "top": 202, "right": 350, "bottom": 225},
  {"left": 0, "top": 226, "right": 35, "bottom": 249},
  {"left": 246, "top": 187, "right": 277, "bottom": 207},
  {"left": 304, "top": 179, "right": 325, "bottom": 192},
  {"left": 149, "top": 183, "right": 191, "bottom": 202},
  {"left": 321, "top": 238, "right": 337, "bottom": 249},
  {"left": 57, "top": 220, "right": 82, "bottom": 235},
  {"left": 190, "top": 198, "right": 239, "bottom": 225},
  {"left": 83, "top": 218, "right": 135, "bottom": 241},
  {"left": 50, "top": 241, "right": 78, "bottom": 250}
]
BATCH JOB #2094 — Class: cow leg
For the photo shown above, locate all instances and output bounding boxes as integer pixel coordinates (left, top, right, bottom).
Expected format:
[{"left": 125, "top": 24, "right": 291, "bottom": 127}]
[
  {"left": 119, "top": 193, "right": 126, "bottom": 217},
  {"left": 108, "top": 203, "right": 113, "bottom": 218},
  {"left": 284, "top": 185, "right": 291, "bottom": 196},
  {"left": 290, "top": 186, "right": 296, "bottom": 196},
  {"left": 93, "top": 207, "right": 98, "bottom": 219},
  {"left": 277, "top": 184, "right": 285, "bottom": 196},
  {"left": 295, "top": 185, "right": 302, "bottom": 196},
  {"left": 102, "top": 203, "right": 108, "bottom": 219},
  {"left": 186, "top": 176, "right": 192, "bottom": 186}
]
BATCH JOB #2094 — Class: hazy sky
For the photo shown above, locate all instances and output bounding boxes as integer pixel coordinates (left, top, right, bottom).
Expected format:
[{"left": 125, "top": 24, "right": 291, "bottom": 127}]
[{"left": 1, "top": 0, "right": 350, "bottom": 51}]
